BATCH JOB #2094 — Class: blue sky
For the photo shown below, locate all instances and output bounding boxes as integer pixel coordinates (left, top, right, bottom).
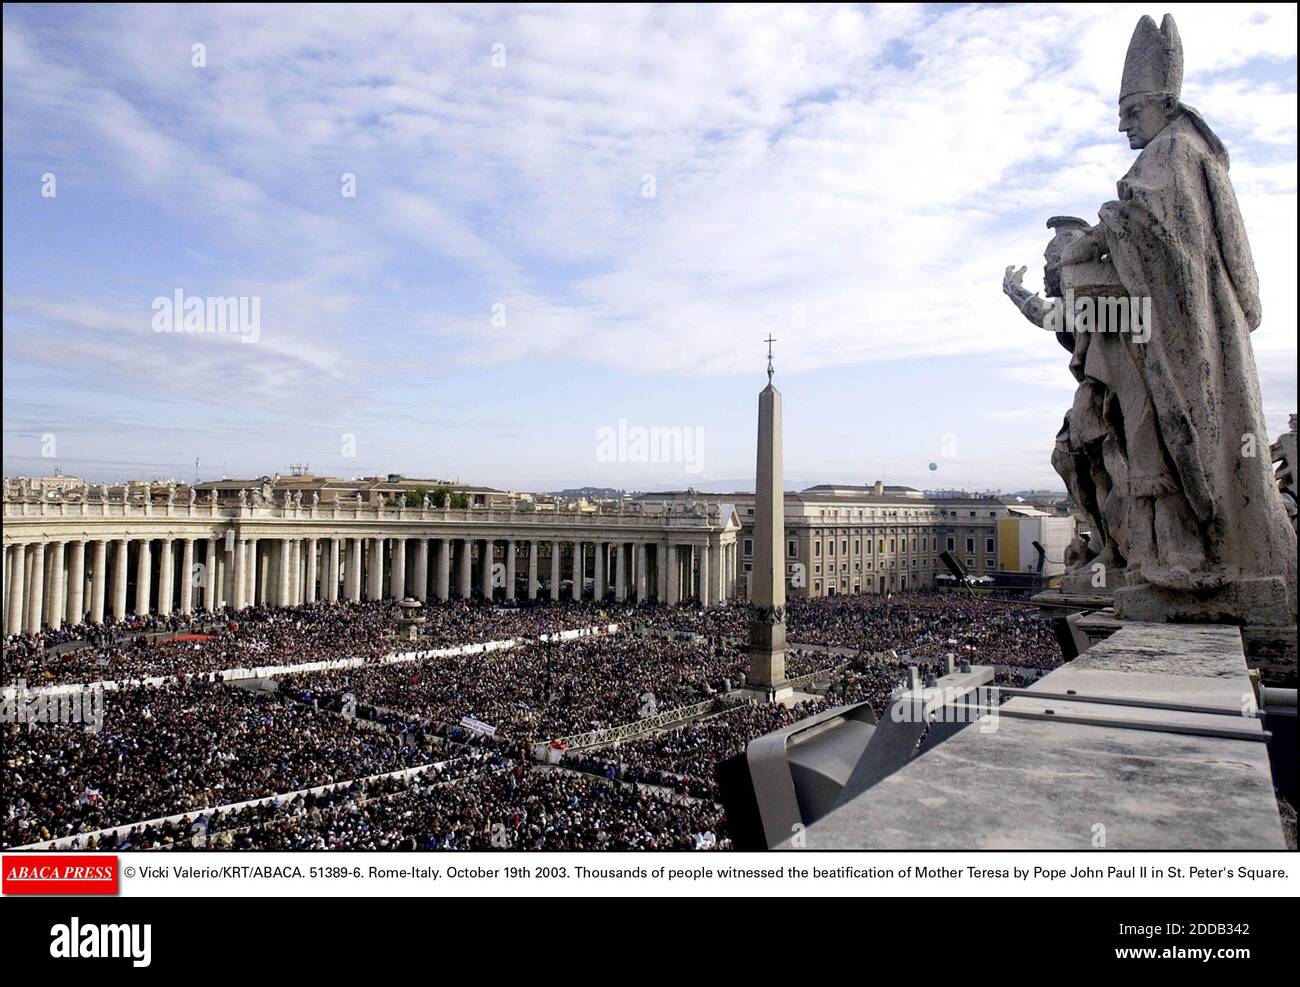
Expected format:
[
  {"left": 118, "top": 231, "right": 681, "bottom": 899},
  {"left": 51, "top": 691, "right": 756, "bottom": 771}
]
[{"left": 4, "top": 3, "right": 1296, "bottom": 492}]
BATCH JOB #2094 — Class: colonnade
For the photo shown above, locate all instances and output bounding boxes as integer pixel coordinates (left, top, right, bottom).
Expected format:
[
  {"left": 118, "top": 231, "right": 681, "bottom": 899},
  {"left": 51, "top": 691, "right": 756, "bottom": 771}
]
[{"left": 2, "top": 533, "right": 742, "bottom": 634}]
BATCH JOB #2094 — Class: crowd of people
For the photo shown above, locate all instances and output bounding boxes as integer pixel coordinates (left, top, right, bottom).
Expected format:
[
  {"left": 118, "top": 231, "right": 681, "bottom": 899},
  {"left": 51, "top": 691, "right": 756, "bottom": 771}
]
[
  {"left": 2, "top": 599, "right": 624, "bottom": 688},
  {"left": 647, "top": 592, "right": 1062, "bottom": 670},
  {"left": 157, "top": 765, "right": 723, "bottom": 851},
  {"left": 279, "top": 634, "right": 757, "bottom": 742},
  {"left": 3, "top": 681, "right": 443, "bottom": 846},
  {"left": 61, "top": 751, "right": 509, "bottom": 850},
  {"left": 4, "top": 591, "right": 1060, "bottom": 691}
]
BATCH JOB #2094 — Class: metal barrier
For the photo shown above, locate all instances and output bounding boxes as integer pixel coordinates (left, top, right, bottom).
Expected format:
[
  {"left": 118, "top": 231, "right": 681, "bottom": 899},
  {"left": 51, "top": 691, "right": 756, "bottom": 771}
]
[{"left": 542, "top": 698, "right": 721, "bottom": 753}]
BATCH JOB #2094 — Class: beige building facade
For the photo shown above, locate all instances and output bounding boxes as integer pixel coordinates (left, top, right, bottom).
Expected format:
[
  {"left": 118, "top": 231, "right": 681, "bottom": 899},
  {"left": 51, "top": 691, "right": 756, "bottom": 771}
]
[{"left": 640, "top": 483, "right": 1051, "bottom": 599}]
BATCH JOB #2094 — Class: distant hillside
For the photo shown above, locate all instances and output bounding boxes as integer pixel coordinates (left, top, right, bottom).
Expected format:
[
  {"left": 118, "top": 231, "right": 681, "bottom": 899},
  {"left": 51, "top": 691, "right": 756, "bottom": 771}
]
[{"left": 549, "top": 486, "right": 626, "bottom": 499}]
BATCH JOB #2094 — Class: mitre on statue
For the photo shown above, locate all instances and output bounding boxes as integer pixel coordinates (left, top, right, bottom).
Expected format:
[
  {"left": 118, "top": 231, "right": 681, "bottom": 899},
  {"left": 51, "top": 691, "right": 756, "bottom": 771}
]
[{"left": 1120, "top": 13, "right": 1183, "bottom": 102}]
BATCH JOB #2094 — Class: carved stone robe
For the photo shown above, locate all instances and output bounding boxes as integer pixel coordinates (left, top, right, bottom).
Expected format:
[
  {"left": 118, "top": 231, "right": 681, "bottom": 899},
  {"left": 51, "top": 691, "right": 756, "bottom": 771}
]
[{"left": 1097, "top": 110, "right": 1295, "bottom": 597}]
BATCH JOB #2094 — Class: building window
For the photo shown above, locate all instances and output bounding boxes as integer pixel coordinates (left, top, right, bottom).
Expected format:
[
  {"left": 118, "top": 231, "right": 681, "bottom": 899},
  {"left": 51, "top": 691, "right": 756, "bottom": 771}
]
[
  {"left": 966, "top": 537, "right": 975, "bottom": 554},
  {"left": 986, "top": 537, "right": 995, "bottom": 553},
  {"left": 787, "top": 539, "right": 797, "bottom": 558},
  {"left": 743, "top": 538, "right": 753, "bottom": 557},
  {"left": 814, "top": 542, "right": 821, "bottom": 557}
]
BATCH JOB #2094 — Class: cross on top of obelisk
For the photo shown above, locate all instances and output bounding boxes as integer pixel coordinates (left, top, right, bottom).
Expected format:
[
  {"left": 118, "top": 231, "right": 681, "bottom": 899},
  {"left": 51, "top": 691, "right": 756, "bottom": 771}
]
[{"left": 765, "top": 334, "right": 777, "bottom": 383}]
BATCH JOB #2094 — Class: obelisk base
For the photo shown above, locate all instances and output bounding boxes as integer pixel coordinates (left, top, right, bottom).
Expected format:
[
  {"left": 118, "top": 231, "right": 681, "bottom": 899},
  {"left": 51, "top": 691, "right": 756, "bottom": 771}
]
[
  {"left": 744, "top": 620, "right": 793, "bottom": 702},
  {"left": 739, "top": 680, "right": 795, "bottom": 704}
]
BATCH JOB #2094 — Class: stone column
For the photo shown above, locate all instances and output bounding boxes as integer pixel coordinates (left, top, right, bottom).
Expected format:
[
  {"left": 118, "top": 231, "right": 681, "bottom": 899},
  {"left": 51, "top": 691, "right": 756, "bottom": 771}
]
[
  {"left": 614, "top": 543, "right": 627, "bottom": 602},
  {"left": 594, "top": 542, "right": 605, "bottom": 602},
  {"left": 368, "top": 537, "right": 385, "bottom": 601},
  {"left": 571, "top": 541, "right": 583, "bottom": 601},
  {"left": 458, "top": 538, "right": 472, "bottom": 599},
  {"left": 665, "top": 543, "right": 678, "bottom": 605},
  {"left": 278, "top": 539, "right": 291, "bottom": 606},
  {"left": 505, "top": 539, "right": 516, "bottom": 601},
  {"left": 436, "top": 538, "right": 451, "bottom": 601},
  {"left": 656, "top": 544, "right": 667, "bottom": 602},
  {"left": 7, "top": 543, "right": 26, "bottom": 635},
  {"left": 26, "top": 543, "right": 44, "bottom": 629},
  {"left": 550, "top": 541, "right": 561, "bottom": 600},
  {"left": 348, "top": 538, "right": 363, "bottom": 602},
  {"left": 109, "top": 539, "right": 127, "bottom": 619},
  {"left": 636, "top": 542, "right": 648, "bottom": 602},
  {"left": 45, "top": 541, "right": 66, "bottom": 630},
  {"left": 699, "top": 542, "right": 711, "bottom": 607},
  {"left": 157, "top": 538, "right": 174, "bottom": 616},
  {"left": 213, "top": 540, "right": 226, "bottom": 609},
  {"left": 63, "top": 540, "right": 84, "bottom": 626},
  {"left": 414, "top": 539, "right": 429, "bottom": 601},
  {"left": 390, "top": 538, "right": 406, "bottom": 599},
  {"left": 179, "top": 539, "right": 195, "bottom": 614},
  {"left": 327, "top": 538, "right": 340, "bottom": 602},
  {"left": 134, "top": 538, "right": 151, "bottom": 616},
  {"left": 300, "top": 540, "right": 309, "bottom": 603},
  {"left": 527, "top": 540, "right": 538, "bottom": 600},
  {"left": 89, "top": 540, "right": 107, "bottom": 624},
  {"left": 305, "top": 538, "right": 318, "bottom": 603},
  {"left": 280, "top": 541, "right": 291, "bottom": 606},
  {"left": 233, "top": 538, "right": 248, "bottom": 612},
  {"left": 240, "top": 539, "right": 254, "bottom": 607},
  {"left": 298, "top": 540, "right": 308, "bottom": 603},
  {"left": 256, "top": 544, "right": 269, "bottom": 605},
  {"left": 203, "top": 538, "right": 218, "bottom": 611},
  {"left": 480, "top": 539, "right": 494, "bottom": 599}
]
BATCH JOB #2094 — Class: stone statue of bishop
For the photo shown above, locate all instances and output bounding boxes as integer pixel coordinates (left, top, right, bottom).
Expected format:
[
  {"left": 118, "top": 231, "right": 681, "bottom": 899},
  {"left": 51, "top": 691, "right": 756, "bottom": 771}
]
[{"left": 1057, "top": 14, "right": 1296, "bottom": 625}]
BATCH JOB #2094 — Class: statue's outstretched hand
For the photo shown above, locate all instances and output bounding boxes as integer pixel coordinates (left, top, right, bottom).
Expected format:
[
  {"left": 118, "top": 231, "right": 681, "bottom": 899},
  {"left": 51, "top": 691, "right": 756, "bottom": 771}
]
[{"left": 1002, "top": 265, "right": 1027, "bottom": 297}]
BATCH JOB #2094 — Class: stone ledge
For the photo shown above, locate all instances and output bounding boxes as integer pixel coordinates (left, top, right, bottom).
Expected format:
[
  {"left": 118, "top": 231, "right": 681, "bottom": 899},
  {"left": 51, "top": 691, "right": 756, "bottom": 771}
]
[{"left": 793, "top": 621, "right": 1284, "bottom": 850}]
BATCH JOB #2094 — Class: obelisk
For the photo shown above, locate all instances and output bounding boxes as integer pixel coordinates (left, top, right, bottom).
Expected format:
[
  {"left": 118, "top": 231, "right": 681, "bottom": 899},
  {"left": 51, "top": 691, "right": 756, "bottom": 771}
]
[{"left": 748, "top": 337, "right": 792, "bottom": 701}]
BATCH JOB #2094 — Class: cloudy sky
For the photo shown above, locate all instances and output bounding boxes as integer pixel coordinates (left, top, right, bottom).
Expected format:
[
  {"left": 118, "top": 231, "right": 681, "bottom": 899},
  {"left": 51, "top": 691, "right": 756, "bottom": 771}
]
[{"left": 3, "top": 3, "right": 1296, "bottom": 493}]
